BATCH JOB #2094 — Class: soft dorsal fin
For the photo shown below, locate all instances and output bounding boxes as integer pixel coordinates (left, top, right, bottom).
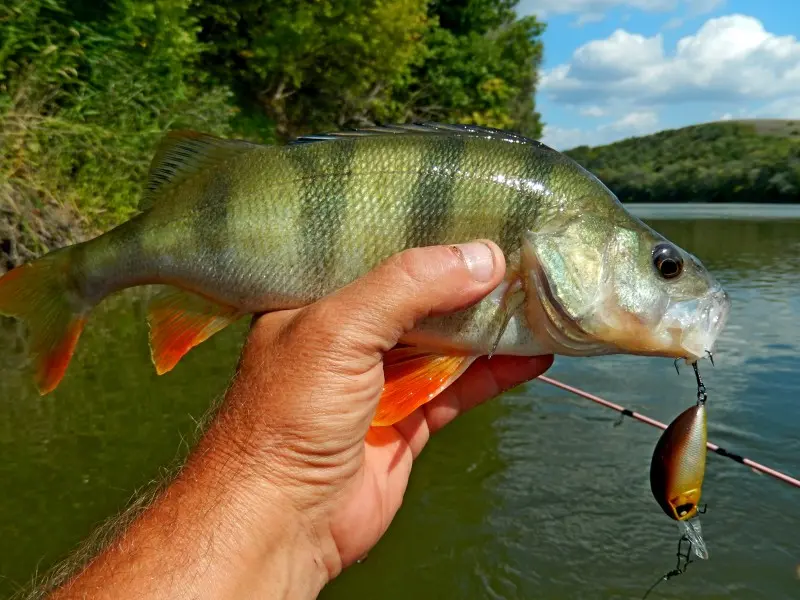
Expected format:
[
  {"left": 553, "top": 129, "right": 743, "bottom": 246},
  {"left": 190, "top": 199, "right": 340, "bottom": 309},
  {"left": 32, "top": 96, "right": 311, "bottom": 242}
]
[
  {"left": 140, "top": 131, "right": 262, "bottom": 211},
  {"left": 289, "top": 121, "right": 549, "bottom": 149}
]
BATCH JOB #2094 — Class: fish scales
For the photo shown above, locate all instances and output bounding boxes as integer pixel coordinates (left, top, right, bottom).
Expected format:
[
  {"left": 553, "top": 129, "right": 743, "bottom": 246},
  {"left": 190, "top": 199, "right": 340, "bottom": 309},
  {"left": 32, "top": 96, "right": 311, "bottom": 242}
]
[
  {"left": 403, "top": 133, "right": 466, "bottom": 249},
  {"left": 0, "top": 123, "right": 731, "bottom": 411},
  {"left": 177, "top": 134, "right": 555, "bottom": 309}
]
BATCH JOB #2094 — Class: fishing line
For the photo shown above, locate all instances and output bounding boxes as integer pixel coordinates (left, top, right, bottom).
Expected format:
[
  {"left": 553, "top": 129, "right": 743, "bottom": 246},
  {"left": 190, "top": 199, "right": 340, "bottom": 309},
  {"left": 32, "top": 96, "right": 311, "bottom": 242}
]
[
  {"left": 641, "top": 535, "right": 696, "bottom": 599},
  {"left": 536, "top": 375, "right": 800, "bottom": 489}
]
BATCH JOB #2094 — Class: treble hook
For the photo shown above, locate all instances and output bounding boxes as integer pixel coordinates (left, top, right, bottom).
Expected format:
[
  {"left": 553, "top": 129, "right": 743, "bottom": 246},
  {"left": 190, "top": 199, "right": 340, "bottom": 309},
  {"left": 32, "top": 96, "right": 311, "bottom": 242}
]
[{"left": 675, "top": 351, "right": 715, "bottom": 375}]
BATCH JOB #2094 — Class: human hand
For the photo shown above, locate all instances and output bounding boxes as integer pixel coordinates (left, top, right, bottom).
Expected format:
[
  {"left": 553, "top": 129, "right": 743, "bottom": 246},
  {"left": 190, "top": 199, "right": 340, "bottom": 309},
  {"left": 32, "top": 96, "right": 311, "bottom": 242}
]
[
  {"left": 48, "top": 241, "right": 553, "bottom": 600},
  {"left": 218, "top": 241, "right": 554, "bottom": 583}
]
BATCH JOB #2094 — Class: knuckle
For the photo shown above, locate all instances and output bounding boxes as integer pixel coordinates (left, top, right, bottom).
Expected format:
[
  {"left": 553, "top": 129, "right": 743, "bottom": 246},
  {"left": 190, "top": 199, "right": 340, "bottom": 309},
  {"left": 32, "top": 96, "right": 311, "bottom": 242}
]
[
  {"left": 385, "top": 246, "right": 440, "bottom": 286},
  {"left": 292, "top": 299, "right": 367, "bottom": 359},
  {"left": 292, "top": 301, "right": 340, "bottom": 346}
]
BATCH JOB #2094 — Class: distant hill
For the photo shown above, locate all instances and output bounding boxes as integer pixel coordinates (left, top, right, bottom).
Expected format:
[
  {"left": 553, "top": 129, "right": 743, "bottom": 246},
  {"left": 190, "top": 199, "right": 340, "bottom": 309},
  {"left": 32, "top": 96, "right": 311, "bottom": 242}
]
[{"left": 563, "top": 119, "right": 800, "bottom": 203}]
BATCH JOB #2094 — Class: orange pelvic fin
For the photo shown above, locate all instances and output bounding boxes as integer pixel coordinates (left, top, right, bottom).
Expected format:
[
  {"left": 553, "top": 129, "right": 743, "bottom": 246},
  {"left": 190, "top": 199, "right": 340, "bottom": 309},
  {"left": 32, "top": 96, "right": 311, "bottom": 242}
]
[
  {"left": 147, "top": 287, "right": 242, "bottom": 375},
  {"left": 0, "top": 252, "right": 88, "bottom": 395},
  {"left": 372, "top": 347, "right": 477, "bottom": 427}
]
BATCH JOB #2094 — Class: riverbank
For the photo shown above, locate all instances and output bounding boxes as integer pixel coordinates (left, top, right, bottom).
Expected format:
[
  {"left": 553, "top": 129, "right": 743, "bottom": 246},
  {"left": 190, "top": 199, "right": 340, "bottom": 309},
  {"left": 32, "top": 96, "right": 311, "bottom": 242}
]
[{"left": 0, "top": 184, "right": 90, "bottom": 274}]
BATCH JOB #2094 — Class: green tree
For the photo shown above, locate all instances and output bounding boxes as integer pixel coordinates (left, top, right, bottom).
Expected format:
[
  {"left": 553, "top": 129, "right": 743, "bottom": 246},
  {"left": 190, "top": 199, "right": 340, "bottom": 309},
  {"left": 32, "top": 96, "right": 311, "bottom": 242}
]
[
  {"left": 190, "top": 0, "right": 545, "bottom": 141},
  {"left": 1, "top": 0, "right": 547, "bottom": 266},
  {"left": 400, "top": 0, "right": 544, "bottom": 137},
  {"left": 191, "top": 0, "right": 431, "bottom": 141},
  {"left": 1, "top": 0, "right": 233, "bottom": 242}
]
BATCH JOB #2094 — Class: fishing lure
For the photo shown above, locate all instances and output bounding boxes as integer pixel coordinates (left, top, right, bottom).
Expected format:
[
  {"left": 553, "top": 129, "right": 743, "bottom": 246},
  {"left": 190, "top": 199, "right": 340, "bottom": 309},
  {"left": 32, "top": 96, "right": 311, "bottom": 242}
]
[
  {"left": 642, "top": 363, "right": 710, "bottom": 597},
  {"left": 649, "top": 392, "right": 709, "bottom": 559}
]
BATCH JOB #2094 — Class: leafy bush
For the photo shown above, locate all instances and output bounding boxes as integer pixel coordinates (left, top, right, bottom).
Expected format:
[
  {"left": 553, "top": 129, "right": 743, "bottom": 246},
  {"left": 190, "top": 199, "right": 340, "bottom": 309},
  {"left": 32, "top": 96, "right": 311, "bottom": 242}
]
[
  {"left": 1, "top": 0, "right": 235, "bottom": 230},
  {"left": 0, "top": 0, "right": 546, "bottom": 250}
]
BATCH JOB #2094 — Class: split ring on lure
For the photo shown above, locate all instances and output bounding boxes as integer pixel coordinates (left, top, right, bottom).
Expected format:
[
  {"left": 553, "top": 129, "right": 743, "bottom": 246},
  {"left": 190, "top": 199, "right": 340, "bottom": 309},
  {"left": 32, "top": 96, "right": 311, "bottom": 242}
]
[{"left": 649, "top": 400, "right": 709, "bottom": 559}]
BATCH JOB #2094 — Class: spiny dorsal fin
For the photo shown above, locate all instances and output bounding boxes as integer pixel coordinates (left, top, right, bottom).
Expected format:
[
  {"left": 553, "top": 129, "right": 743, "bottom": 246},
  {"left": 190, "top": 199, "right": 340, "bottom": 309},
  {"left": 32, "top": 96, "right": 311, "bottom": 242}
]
[
  {"left": 289, "top": 122, "right": 549, "bottom": 149},
  {"left": 140, "top": 131, "right": 262, "bottom": 211}
]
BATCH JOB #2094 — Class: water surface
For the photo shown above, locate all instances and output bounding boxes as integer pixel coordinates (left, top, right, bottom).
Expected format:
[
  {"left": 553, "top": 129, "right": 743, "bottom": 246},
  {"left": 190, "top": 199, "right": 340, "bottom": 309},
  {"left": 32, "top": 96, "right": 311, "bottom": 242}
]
[{"left": 0, "top": 206, "right": 798, "bottom": 598}]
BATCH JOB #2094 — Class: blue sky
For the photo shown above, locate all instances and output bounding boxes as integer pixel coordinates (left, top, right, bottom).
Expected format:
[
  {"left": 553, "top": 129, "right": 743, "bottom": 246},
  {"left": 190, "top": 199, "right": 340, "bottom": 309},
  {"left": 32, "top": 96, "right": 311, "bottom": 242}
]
[{"left": 516, "top": 1, "right": 800, "bottom": 149}]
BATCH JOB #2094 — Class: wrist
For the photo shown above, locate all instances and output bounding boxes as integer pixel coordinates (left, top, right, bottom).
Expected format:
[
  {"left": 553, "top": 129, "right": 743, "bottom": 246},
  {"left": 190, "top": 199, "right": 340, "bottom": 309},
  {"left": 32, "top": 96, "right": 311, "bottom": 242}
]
[{"left": 187, "top": 418, "right": 334, "bottom": 599}]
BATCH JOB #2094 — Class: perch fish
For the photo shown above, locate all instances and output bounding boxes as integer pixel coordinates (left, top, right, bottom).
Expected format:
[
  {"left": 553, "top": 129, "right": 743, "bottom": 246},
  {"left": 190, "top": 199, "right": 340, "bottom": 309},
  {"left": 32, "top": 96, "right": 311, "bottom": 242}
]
[{"left": 0, "top": 123, "right": 730, "bottom": 425}]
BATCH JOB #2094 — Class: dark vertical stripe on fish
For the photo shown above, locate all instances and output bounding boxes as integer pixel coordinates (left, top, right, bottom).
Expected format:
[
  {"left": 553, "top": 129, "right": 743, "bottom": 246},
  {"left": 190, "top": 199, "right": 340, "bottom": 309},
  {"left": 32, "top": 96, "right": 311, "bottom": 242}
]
[
  {"left": 191, "top": 175, "right": 231, "bottom": 283},
  {"left": 289, "top": 138, "right": 357, "bottom": 288},
  {"left": 498, "top": 149, "right": 552, "bottom": 253},
  {"left": 406, "top": 135, "right": 467, "bottom": 248}
]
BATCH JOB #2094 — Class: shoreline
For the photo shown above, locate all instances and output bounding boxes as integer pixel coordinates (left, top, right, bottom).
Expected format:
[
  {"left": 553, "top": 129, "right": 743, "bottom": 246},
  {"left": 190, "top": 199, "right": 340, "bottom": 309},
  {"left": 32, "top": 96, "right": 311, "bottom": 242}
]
[
  {"left": 1, "top": 192, "right": 91, "bottom": 275},
  {"left": 626, "top": 202, "right": 800, "bottom": 220}
]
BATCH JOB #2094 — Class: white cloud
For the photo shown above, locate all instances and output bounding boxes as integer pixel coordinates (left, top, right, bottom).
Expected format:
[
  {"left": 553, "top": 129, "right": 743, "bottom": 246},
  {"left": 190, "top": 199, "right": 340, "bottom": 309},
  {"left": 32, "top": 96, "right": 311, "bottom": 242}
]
[
  {"left": 517, "top": 0, "right": 722, "bottom": 20},
  {"left": 663, "top": 16, "right": 685, "bottom": 30},
  {"left": 518, "top": 0, "right": 676, "bottom": 19},
  {"left": 542, "top": 110, "right": 660, "bottom": 150},
  {"left": 580, "top": 105, "right": 607, "bottom": 117},
  {"left": 603, "top": 110, "right": 659, "bottom": 131},
  {"left": 541, "top": 125, "right": 602, "bottom": 150},
  {"left": 751, "top": 97, "right": 800, "bottom": 120},
  {"left": 570, "top": 29, "right": 663, "bottom": 78},
  {"left": 540, "top": 15, "right": 800, "bottom": 110},
  {"left": 573, "top": 12, "right": 605, "bottom": 26},
  {"left": 719, "top": 112, "right": 733, "bottom": 120},
  {"left": 689, "top": 0, "right": 725, "bottom": 16}
]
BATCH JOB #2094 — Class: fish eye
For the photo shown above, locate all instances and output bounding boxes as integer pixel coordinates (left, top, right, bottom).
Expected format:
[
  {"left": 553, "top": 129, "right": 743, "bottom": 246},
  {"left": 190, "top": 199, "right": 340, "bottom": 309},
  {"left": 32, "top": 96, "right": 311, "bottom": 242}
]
[
  {"left": 652, "top": 243, "right": 684, "bottom": 280},
  {"left": 675, "top": 502, "right": 694, "bottom": 517}
]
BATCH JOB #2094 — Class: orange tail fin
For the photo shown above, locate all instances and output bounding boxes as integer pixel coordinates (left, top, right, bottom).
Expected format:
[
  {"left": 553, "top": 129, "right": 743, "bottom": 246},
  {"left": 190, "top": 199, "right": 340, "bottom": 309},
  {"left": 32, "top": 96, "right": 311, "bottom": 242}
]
[
  {"left": 0, "top": 251, "right": 88, "bottom": 394},
  {"left": 372, "top": 347, "right": 477, "bottom": 427}
]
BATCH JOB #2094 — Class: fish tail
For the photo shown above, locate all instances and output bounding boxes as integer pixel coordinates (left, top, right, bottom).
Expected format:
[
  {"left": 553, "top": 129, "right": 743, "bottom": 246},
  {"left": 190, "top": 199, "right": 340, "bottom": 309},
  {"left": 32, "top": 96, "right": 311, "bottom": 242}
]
[{"left": 0, "top": 248, "right": 92, "bottom": 394}]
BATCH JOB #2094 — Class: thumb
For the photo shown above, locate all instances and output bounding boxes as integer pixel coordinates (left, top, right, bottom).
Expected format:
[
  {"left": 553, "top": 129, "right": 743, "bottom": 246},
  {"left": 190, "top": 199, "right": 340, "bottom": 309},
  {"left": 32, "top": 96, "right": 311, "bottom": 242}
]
[{"left": 309, "top": 240, "right": 506, "bottom": 361}]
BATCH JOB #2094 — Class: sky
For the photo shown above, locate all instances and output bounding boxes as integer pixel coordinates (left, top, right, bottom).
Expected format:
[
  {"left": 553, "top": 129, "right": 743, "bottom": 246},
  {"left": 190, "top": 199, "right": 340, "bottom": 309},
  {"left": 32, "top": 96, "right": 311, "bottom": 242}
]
[{"left": 516, "top": 1, "right": 800, "bottom": 149}]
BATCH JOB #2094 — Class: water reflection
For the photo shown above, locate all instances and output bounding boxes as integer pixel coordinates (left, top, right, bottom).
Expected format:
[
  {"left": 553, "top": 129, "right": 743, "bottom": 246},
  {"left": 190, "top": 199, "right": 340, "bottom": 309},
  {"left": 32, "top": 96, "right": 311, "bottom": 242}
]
[{"left": 1, "top": 215, "right": 799, "bottom": 599}]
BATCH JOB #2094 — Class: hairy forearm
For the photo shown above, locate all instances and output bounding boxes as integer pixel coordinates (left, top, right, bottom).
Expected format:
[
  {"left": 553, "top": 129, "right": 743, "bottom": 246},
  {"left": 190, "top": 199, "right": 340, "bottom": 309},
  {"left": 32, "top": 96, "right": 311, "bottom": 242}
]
[{"left": 46, "top": 408, "right": 328, "bottom": 600}]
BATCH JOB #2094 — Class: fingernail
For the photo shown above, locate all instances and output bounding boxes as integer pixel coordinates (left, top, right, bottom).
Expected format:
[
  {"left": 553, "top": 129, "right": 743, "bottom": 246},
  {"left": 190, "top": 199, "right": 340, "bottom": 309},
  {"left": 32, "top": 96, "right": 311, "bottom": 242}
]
[{"left": 454, "top": 242, "right": 495, "bottom": 282}]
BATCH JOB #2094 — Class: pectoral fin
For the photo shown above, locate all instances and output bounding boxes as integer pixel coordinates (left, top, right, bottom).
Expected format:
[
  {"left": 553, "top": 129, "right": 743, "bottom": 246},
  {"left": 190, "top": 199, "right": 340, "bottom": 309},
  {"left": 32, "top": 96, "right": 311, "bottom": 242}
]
[
  {"left": 489, "top": 274, "right": 526, "bottom": 358},
  {"left": 147, "top": 288, "right": 243, "bottom": 374},
  {"left": 372, "top": 347, "right": 477, "bottom": 427}
]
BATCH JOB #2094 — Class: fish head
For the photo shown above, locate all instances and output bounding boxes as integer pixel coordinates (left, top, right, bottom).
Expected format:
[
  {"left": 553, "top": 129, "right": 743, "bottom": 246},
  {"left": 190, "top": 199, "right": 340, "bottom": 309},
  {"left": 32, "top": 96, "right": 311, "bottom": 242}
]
[{"left": 520, "top": 193, "right": 730, "bottom": 361}]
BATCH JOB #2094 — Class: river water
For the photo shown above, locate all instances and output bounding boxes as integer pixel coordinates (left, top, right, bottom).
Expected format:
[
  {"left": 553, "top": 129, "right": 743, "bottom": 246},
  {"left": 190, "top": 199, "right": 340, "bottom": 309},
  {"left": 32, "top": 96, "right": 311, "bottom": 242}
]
[{"left": 0, "top": 205, "right": 798, "bottom": 599}]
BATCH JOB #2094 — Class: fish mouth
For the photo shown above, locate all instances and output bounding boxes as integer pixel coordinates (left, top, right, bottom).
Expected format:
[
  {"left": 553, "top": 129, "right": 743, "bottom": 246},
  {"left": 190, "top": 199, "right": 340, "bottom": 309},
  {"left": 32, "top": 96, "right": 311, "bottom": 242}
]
[
  {"left": 661, "top": 287, "right": 731, "bottom": 362},
  {"left": 522, "top": 236, "right": 731, "bottom": 360}
]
